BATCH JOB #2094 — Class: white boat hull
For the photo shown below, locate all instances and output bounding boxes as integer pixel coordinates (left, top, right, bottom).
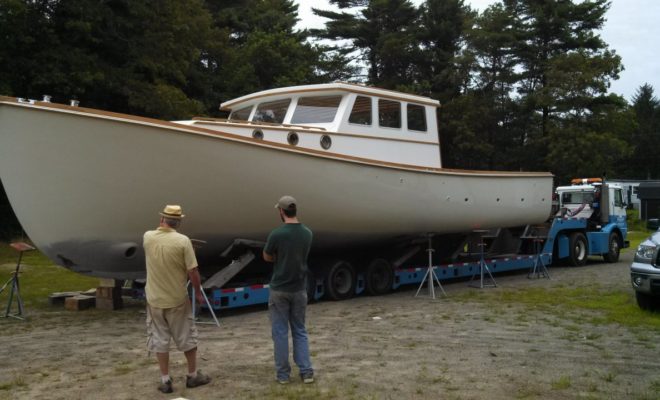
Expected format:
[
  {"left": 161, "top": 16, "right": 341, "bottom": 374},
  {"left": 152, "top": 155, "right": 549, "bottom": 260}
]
[{"left": 0, "top": 99, "right": 553, "bottom": 279}]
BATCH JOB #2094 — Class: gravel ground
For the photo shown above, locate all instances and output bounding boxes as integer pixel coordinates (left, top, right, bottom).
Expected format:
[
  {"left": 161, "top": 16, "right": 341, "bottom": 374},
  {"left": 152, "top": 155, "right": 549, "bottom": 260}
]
[{"left": 1, "top": 250, "right": 659, "bottom": 400}]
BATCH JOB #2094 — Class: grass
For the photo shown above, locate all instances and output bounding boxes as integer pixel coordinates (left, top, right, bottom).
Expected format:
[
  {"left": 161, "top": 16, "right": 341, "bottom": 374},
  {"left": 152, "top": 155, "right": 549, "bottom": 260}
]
[
  {"left": 453, "top": 285, "right": 660, "bottom": 330},
  {"left": 551, "top": 375, "right": 572, "bottom": 390},
  {"left": 626, "top": 209, "right": 654, "bottom": 251},
  {"left": 0, "top": 242, "right": 99, "bottom": 310}
]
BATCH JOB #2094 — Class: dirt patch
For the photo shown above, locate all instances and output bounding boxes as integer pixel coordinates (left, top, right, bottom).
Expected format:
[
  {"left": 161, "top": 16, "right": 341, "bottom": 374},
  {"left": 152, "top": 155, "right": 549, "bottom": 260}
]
[{"left": 1, "top": 251, "right": 659, "bottom": 400}]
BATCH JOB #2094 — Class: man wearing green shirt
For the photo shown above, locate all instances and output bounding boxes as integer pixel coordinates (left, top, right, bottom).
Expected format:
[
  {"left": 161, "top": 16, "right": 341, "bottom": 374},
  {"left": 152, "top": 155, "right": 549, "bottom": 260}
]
[{"left": 263, "top": 195, "right": 314, "bottom": 384}]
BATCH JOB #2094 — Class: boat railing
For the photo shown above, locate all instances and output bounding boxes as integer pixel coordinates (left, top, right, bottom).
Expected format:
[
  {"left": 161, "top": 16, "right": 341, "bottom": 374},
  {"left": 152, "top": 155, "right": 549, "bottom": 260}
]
[{"left": 192, "top": 117, "right": 327, "bottom": 131}]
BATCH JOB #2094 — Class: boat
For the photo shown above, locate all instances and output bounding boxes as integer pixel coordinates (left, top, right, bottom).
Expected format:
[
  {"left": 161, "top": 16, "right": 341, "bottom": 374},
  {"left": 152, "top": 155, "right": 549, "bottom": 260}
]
[{"left": 0, "top": 83, "right": 553, "bottom": 280}]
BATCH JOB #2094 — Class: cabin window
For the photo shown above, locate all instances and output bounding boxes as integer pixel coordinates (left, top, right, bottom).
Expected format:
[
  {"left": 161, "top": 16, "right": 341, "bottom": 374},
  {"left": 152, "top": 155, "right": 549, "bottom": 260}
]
[
  {"left": 407, "top": 104, "right": 427, "bottom": 132},
  {"left": 348, "top": 96, "right": 372, "bottom": 125},
  {"left": 291, "top": 96, "right": 342, "bottom": 124},
  {"left": 229, "top": 106, "right": 252, "bottom": 121},
  {"left": 253, "top": 99, "right": 291, "bottom": 124},
  {"left": 378, "top": 99, "right": 401, "bottom": 129}
]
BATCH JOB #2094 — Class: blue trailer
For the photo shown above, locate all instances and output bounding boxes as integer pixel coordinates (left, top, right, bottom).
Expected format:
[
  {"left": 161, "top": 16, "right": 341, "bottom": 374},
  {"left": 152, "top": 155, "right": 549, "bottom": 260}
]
[{"left": 201, "top": 179, "right": 628, "bottom": 311}]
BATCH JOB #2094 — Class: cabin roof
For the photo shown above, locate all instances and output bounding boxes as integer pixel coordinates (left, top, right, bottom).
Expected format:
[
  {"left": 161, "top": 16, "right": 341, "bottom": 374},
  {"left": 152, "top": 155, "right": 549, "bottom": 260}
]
[{"left": 220, "top": 82, "right": 441, "bottom": 110}]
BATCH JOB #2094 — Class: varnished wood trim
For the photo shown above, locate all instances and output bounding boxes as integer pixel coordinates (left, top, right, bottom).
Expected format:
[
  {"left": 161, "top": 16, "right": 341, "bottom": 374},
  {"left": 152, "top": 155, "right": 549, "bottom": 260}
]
[
  {"left": 192, "top": 117, "right": 327, "bottom": 131},
  {"left": 0, "top": 97, "right": 553, "bottom": 178},
  {"left": 220, "top": 85, "right": 440, "bottom": 109}
]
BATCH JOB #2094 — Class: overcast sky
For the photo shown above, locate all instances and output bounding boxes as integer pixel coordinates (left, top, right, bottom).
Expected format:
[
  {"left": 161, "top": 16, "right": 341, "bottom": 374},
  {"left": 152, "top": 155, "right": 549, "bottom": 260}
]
[{"left": 296, "top": 0, "right": 660, "bottom": 102}]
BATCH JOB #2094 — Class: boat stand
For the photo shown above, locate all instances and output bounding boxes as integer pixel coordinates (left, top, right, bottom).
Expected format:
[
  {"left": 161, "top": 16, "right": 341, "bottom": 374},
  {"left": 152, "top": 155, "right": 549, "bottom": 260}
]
[
  {"left": 1, "top": 242, "right": 35, "bottom": 320},
  {"left": 415, "top": 235, "right": 446, "bottom": 299},
  {"left": 468, "top": 230, "right": 497, "bottom": 289},
  {"left": 190, "top": 283, "right": 220, "bottom": 327},
  {"left": 527, "top": 238, "right": 551, "bottom": 279}
]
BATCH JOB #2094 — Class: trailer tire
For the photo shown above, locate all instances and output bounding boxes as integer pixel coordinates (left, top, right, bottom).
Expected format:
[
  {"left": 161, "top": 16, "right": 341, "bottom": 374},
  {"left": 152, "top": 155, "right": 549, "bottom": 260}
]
[
  {"left": 568, "top": 232, "right": 588, "bottom": 266},
  {"left": 365, "top": 258, "right": 394, "bottom": 296},
  {"left": 603, "top": 232, "right": 621, "bottom": 263},
  {"left": 325, "top": 260, "right": 356, "bottom": 301}
]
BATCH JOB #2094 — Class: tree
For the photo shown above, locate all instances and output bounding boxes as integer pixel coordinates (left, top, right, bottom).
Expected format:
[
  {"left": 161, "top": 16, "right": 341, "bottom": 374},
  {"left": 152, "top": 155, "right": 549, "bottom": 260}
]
[
  {"left": 626, "top": 84, "right": 660, "bottom": 179},
  {"left": 504, "top": 0, "right": 622, "bottom": 139},
  {"left": 0, "top": 0, "right": 213, "bottom": 119},
  {"left": 312, "top": 0, "right": 419, "bottom": 88},
  {"left": 415, "top": 0, "right": 475, "bottom": 102}
]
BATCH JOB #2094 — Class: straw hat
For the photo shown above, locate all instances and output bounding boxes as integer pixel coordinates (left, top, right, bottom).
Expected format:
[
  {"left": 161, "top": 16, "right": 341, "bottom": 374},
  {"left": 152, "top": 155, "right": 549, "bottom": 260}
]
[{"left": 159, "top": 205, "right": 185, "bottom": 219}]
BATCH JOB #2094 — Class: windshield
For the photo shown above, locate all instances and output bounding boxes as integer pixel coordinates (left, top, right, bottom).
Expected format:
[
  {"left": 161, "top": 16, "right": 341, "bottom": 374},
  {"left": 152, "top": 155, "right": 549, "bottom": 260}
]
[
  {"left": 291, "top": 95, "right": 342, "bottom": 124},
  {"left": 253, "top": 99, "right": 291, "bottom": 124},
  {"left": 561, "top": 191, "right": 594, "bottom": 205},
  {"left": 229, "top": 105, "right": 252, "bottom": 121}
]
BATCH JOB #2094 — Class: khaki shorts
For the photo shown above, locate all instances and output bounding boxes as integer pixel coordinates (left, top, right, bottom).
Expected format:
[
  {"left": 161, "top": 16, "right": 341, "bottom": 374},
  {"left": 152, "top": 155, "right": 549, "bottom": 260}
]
[{"left": 146, "top": 301, "right": 198, "bottom": 353}]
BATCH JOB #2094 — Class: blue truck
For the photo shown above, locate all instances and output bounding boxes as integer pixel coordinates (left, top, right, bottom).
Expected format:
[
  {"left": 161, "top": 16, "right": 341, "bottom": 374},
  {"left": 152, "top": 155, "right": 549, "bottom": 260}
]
[{"left": 200, "top": 178, "right": 629, "bottom": 311}]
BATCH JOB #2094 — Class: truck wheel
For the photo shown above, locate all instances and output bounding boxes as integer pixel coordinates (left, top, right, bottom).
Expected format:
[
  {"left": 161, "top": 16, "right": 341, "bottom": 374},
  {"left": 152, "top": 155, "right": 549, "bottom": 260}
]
[
  {"left": 325, "top": 260, "right": 356, "bottom": 301},
  {"left": 568, "top": 232, "right": 588, "bottom": 266},
  {"left": 365, "top": 258, "right": 394, "bottom": 296},
  {"left": 603, "top": 232, "right": 621, "bottom": 263},
  {"left": 635, "top": 291, "right": 658, "bottom": 311}
]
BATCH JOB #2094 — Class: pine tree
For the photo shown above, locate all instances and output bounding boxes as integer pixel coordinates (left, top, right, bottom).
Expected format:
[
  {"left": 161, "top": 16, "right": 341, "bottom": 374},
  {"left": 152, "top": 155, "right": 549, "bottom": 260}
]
[{"left": 312, "top": 0, "right": 419, "bottom": 88}]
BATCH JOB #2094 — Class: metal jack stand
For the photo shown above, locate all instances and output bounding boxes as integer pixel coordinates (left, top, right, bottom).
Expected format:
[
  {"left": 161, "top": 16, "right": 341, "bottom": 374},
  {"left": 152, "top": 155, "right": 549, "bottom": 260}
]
[
  {"left": 468, "top": 230, "right": 497, "bottom": 289},
  {"left": 1, "top": 242, "right": 35, "bottom": 320},
  {"left": 188, "top": 281, "right": 220, "bottom": 327},
  {"left": 415, "top": 235, "right": 446, "bottom": 299},
  {"left": 528, "top": 238, "right": 551, "bottom": 279}
]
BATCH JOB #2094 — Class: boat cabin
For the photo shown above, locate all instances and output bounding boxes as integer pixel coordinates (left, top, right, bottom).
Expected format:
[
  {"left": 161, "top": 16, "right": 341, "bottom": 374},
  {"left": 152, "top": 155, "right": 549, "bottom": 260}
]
[{"left": 181, "top": 83, "right": 442, "bottom": 169}]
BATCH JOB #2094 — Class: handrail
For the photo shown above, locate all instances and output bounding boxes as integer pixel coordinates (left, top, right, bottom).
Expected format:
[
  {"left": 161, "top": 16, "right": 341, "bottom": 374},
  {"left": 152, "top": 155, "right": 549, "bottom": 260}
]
[{"left": 192, "top": 117, "right": 327, "bottom": 131}]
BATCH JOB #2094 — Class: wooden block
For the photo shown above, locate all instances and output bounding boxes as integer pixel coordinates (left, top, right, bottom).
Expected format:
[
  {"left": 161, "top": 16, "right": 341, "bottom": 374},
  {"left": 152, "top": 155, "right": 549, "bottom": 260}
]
[
  {"left": 96, "top": 286, "right": 121, "bottom": 299},
  {"left": 95, "top": 296, "right": 123, "bottom": 310},
  {"left": 48, "top": 291, "right": 81, "bottom": 305},
  {"left": 64, "top": 295, "right": 95, "bottom": 311},
  {"left": 98, "top": 278, "right": 117, "bottom": 288}
]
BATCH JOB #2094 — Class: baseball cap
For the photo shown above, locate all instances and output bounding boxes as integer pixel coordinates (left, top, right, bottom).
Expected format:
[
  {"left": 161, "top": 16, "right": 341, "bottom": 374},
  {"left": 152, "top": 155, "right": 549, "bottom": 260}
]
[{"left": 275, "top": 195, "right": 297, "bottom": 210}]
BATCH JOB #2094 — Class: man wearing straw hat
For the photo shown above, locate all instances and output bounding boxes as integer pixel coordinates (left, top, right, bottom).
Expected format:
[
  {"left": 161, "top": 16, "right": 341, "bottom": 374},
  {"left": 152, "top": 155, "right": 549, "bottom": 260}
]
[
  {"left": 143, "top": 205, "right": 211, "bottom": 393},
  {"left": 263, "top": 195, "right": 315, "bottom": 384}
]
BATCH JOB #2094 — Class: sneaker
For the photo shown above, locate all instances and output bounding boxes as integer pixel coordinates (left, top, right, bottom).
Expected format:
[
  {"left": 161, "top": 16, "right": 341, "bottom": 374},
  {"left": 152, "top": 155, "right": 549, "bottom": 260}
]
[
  {"left": 301, "top": 373, "right": 314, "bottom": 384},
  {"left": 277, "top": 378, "right": 290, "bottom": 385},
  {"left": 186, "top": 370, "right": 211, "bottom": 388},
  {"left": 158, "top": 379, "right": 173, "bottom": 393}
]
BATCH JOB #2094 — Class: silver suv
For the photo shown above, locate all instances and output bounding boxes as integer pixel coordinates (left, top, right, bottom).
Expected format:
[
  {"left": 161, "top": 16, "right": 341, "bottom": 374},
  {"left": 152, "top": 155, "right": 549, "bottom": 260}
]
[{"left": 631, "top": 230, "right": 660, "bottom": 310}]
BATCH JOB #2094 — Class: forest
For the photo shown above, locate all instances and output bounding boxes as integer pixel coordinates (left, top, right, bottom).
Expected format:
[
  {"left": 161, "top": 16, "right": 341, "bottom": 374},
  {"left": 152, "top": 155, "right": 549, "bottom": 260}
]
[{"left": 1, "top": 0, "right": 660, "bottom": 237}]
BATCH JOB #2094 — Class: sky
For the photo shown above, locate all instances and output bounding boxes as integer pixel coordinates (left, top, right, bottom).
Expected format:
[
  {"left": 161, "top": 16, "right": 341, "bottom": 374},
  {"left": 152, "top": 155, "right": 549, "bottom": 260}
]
[{"left": 295, "top": 0, "right": 660, "bottom": 102}]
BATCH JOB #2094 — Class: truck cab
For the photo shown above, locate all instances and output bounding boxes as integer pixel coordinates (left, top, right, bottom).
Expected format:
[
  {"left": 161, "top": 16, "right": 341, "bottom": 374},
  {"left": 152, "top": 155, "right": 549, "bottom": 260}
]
[{"left": 552, "top": 178, "right": 628, "bottom": 265}]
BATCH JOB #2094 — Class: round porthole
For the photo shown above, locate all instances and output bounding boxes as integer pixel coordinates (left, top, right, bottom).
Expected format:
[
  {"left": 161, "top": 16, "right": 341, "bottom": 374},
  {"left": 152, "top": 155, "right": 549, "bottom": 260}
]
[
  {"left": 320, "top": 135, "right": 332, "bottom": 150},
  {"left": 252, "top": 129, "right": 264, "bottom": 140},
  {"left": 287, "top": 131, "right": 299, "bottom": 146}
]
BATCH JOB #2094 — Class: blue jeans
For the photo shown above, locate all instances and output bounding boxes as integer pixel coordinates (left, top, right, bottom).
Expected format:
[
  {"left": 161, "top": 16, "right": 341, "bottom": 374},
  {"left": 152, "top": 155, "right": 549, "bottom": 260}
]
[{"left": 268, "top": 289, "right": 313, "bottom": 380}]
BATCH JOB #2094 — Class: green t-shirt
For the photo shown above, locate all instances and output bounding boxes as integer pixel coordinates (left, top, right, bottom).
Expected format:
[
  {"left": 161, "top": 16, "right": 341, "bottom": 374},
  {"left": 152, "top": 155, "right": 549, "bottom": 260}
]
[{"left": 264, "top": 223, "right": 313, "bottom": 292}]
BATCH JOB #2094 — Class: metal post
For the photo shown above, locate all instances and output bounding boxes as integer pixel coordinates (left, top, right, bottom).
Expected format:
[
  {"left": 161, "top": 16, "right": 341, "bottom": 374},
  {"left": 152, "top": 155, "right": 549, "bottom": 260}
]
[
  {"left": 415, "top": 234, "right": 446, "bottom": 299},
  {"left": 468, "top": 230, "right": 497, "bottom": 289},
  {"left": 189, "top": 282, "right": 220, "bottom": 327},
  {"left": 528, "top": 239, "right": 551, "bottom": 279},
  {"left": 1, "top": 243, "right": 33, "bottom": 320}
]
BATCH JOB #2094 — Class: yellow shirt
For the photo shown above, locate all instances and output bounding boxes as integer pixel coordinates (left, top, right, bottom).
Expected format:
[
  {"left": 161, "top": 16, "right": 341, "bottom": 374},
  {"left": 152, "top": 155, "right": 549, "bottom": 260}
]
[{"left": 143, "top": 226, "right": 198, "bottom": 308}]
